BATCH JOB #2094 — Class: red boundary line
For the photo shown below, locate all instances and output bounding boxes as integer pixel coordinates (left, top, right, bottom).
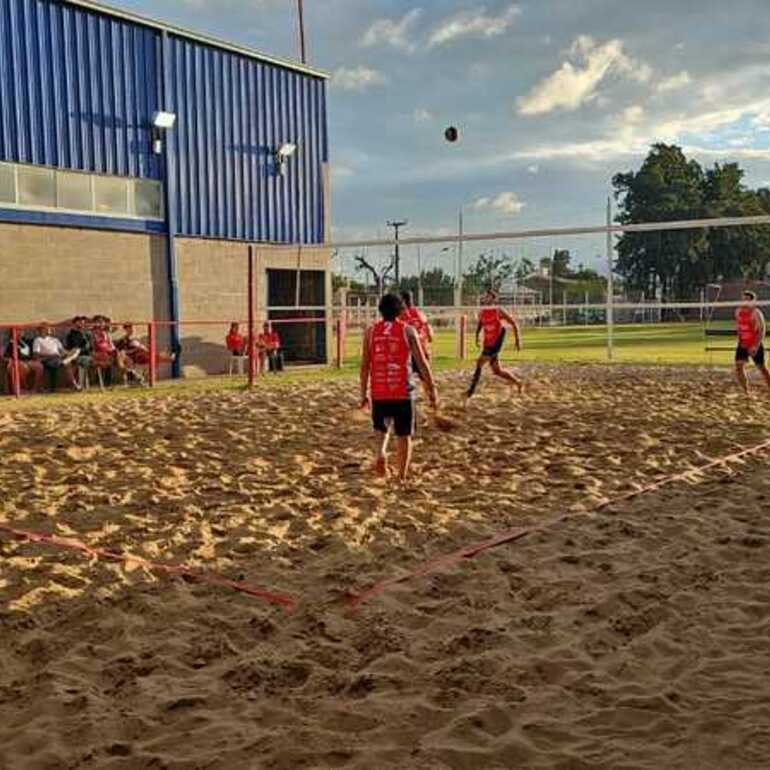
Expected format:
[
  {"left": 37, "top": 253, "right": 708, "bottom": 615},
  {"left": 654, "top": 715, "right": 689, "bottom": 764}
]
[
  {"left": 347, "top": 437, "right": 770, "bottom": 611},
  {"left": 0, "top": 524, "right": 297, "bottom": 612}
]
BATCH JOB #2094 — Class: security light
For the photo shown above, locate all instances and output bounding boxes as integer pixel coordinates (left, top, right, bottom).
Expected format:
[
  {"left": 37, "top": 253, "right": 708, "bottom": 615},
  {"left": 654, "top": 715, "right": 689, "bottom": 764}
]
[
  {"left": 277, "top": 142, "right": 297, "bottom": 158},
  {"left": 152, "top": 111, "right": 177, "bottom": 129}
]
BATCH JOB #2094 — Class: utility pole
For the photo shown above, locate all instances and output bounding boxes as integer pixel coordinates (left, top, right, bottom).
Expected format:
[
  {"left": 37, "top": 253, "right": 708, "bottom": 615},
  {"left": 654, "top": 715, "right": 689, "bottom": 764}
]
[
  {"left": 387, "top": 220, "right": 407, "bottom": 286},
  {"left": 417, "top": 244, "right": 424, "bottom": 306},
  {"left": 297, "top": 0, "right": 307, "bottom": 64}
]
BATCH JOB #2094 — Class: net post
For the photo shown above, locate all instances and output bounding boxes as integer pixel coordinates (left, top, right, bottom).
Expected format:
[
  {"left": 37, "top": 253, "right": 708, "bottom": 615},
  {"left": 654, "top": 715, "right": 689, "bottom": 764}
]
[
  {"left": 147, "top": 322, "right": 157, "bottom": 387},
  {"left": 606, "top": 197, "right": 614, "bottom": 361},
  {"left": 459, "top": 314, "right": 468, "bottom": 360},
  {"left": 335, "top": 317, "right": 343, "bottom": 369},
  {"left": 247, "top": 245, "right": 256, "bottom": 388},
  {"left": 11, "top": 326, "right": 21, "bottom": 399}
]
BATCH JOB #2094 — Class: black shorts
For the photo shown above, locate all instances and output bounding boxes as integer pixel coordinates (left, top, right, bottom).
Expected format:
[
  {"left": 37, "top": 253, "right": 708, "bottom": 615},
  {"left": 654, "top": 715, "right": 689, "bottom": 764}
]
[
  {"left": 482, "top": 328, "right": 505, "bottom": 359},
  {"left": 372, "top": 399, "right": 416, "bottom": 437},
  {"left": 736, "top": 343, "right": 765, "bottom": 366}
]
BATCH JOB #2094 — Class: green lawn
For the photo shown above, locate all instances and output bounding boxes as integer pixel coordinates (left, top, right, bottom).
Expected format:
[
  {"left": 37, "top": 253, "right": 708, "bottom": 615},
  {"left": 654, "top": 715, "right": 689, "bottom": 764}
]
[{"left": 344, "top": 322, "right": 736, "bottom": 369}]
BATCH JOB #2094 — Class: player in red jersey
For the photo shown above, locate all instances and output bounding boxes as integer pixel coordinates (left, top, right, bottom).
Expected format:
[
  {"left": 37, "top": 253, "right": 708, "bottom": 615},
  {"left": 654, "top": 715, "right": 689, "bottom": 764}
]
[
  {"left": 400, "top": 291, "right": 434, "bottom": 361},
  {"left": 735, "top": 290, "right": 770, "bottom": 397},
  {"left": 360, "top": 293, "right": 438, "bottom": 482},
  {"left": 466, "top": 289, "right": 522, "bottom": 400}
]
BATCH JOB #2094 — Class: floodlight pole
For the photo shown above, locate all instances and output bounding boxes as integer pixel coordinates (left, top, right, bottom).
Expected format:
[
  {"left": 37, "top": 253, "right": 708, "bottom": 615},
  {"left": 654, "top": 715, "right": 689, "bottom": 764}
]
[
  {"left": 606, "top": 197, "right": 614, "bottom": 361},
  {"left": 417, "top": 245, "right": 424, "bottom": 306},
  {"left": 297, "top": 0, "right": 307, "bottom": 64}
]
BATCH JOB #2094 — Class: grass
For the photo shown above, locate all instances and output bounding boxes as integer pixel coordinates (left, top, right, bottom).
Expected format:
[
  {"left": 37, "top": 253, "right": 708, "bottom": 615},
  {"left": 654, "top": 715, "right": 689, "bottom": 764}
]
[
  {"left": 345, "top": 321, "right": 736, "bottom": 368},
  {"left": 2, "top": 322, "right": 734, "bottom": 412}
]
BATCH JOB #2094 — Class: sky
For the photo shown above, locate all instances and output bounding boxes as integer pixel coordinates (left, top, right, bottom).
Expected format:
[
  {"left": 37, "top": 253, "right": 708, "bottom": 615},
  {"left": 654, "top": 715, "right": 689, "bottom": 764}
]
[{"left": 114, "top": 0, "right": 770, "bottom": 276}]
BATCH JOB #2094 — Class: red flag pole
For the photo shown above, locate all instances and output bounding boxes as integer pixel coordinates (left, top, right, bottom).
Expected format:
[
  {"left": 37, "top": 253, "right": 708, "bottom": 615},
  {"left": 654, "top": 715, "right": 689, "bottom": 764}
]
[
  {"left": 11, "top": 326, "right": 21, "bottom": 398},
  {"left": 247, "top": 245, "right": 256, "bottom": 388},
  {"left": 147, "top": 322, "right": 157, "bottom": 387}
]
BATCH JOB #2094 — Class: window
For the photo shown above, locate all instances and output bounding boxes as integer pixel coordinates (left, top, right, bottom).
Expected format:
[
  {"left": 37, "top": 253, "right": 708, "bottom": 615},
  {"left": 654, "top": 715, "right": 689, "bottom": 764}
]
[
  {"left": 18, "top": 166, "right": 55, "bottom": 208},
  {"left": 57, "top": 171, "right": 92, "bottom": 211},
  {"left": 0, "top": 163, "right": 15, "bottom": 203},
  {"left": 0, "top": 162, "right": 162, "bottom": 220},
  {"left": 94, "top": 176, "right": 129, "bottom": 214},
  {"left": 133, "top": 179, "right": 162, "bottom": 218}
]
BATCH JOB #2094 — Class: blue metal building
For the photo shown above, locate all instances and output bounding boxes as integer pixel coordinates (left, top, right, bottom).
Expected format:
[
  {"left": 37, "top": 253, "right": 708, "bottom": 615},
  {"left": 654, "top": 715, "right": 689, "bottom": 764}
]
[{"left": 0, "top": 0, "right": 330, "bottom": 368}]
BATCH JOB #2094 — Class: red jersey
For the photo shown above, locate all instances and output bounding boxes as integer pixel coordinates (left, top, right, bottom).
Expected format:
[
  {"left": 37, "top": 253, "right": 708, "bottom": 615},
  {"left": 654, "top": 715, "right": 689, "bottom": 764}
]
[
  {"left": 402, "top": 306, "right": 430, "bottom": 345},
  {"left": 479, "top": 307, "right": 503, "bottom": 348},
  {"left": 266, "top": 331, "right": 281, "bottom": 350},
  {"left": 92, "top": 329, "right": 115, "bottom": 354},
  {"left": 369, "top": 319, "right": 413, "bottom": 400},
  {"left": 226, "top": 332, "right": 245, "bottom": 354},
  {"left": 737, "top": 306, "right": 761, "bottom": 348}
]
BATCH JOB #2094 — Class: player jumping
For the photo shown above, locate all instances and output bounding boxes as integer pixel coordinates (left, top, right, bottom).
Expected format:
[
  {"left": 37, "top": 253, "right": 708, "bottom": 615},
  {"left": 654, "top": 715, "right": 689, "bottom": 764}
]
[
  {"left": 466, "top": 289, "right": 522, "bottom": 401},
  {"left": 735, "top": 290, "right": 770, "bottom": 397},
  {"left": 360, "top": 293, "right": 438, "bottom": 482}
]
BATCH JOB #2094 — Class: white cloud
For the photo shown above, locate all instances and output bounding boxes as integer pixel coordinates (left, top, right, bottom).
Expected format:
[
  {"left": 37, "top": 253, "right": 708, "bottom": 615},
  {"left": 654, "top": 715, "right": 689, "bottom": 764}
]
[
  {"left": 656, "top": 70, "right": 692, "bottom": 93},
  {"left": 414, "top": 108, "right": 433, "bottom": 123},
  {"left": 473, "top": 191, "right": 526, "bottom": 215},
  {"left": 361, "top": 9, "right": 422, "bottom": 53},
  {"left": 517, "top": 36, "right": 652, "bottom": 116},
  {"left": 623, "top": 105, "right": 645, "bottom": 124},
  {"left": 332, "top": 164, "right": 355, "bottom": 180},
  {"left": 527, "top": 164, "right": 539, "bottom": 174},
  {"left": 331, "top": 66, "right": 388, "bottom": 93},
  {"left": 428, "top": 3, "right": 520, "bottom": 48}
]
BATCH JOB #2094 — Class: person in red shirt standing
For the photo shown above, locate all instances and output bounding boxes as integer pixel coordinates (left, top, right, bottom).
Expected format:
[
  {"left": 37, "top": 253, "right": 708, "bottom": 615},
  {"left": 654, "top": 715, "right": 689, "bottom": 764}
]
[
  {"left": 226, "top": 322, "right": 246, "bottom": 357},
  {"left": 735, "top": 290, "right": 770, "bottom": 396},
  {"left": 466, "top": 289, "right": 523, "bottom": 401},
  {"left": 400, "top": 291, "right": 433, "bottom": 361},
  {"left": 360, "top": 293, "right": 438, "bottom": 482}
]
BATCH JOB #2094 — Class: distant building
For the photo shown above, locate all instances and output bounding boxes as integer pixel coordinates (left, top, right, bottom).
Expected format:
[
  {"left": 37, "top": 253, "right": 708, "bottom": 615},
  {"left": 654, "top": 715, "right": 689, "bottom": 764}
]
[{"left": 0, "top": 0, "right": 331, "bottom": 371}]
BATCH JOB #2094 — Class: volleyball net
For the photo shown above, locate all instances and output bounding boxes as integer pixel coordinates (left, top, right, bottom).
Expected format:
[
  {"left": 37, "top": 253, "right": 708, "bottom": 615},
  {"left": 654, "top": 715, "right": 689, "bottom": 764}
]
[{"left": 331, "top": 214, "right": 770, "bottom": 367}]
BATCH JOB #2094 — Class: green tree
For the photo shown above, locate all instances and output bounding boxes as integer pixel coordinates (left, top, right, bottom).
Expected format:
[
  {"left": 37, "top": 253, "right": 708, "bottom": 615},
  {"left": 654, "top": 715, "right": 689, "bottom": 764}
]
[{"left": 463, "top": 252, "right": 513, "bottom": 294}]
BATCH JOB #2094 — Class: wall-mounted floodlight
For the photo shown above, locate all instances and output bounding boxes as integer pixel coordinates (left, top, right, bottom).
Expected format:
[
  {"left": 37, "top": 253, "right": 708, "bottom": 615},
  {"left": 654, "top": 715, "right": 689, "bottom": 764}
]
[
  {"left": 152, "top": 111, "right": 177, "bottom": 129},
  {"left": 151, "top": 111, "right": 177, "bottom": 155},
  {"left": 274, "top": 142, "right": 297, "bottom": 175}
]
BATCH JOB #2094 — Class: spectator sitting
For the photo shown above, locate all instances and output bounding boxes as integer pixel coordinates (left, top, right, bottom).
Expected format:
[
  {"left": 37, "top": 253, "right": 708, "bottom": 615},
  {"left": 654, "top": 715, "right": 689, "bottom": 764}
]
[
  {"left": 116, "top": 323, "right": 174, "bottom": 368},
  {"left": 65, "top": 315, "right": 94, "bottom": 389},
  {"left": 226, "top": 322, "right": 246, "bottom": 356},
  {"left": 3, "top": 331, "right": 44, "bottom": 393},
  {"left": 33, "top": 323, "right": 78, "bottom": 392},
  {"left": 261, "top": 322, "right": 284, "bottom": 373}
]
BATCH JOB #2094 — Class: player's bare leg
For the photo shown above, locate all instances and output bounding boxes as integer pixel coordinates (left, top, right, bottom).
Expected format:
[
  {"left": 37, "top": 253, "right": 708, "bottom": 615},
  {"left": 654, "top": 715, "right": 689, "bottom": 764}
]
[
  {"left": 395, "top": 436, "right": 413, "bottom": 481},
  {"left": 466, "top": 356, "right": 488, "bottom": 402},
  {"left": 374, "top": 429, "right": 391, "bottom": 476},
  {"left": 758, "top": 364, "right": 770, "bottom": 391},
  {"left": 491, "top": 358, "right": 523, "bottom": 395},
  {"left": 736, "top": 361, "right": 750, "bottom": 397}
]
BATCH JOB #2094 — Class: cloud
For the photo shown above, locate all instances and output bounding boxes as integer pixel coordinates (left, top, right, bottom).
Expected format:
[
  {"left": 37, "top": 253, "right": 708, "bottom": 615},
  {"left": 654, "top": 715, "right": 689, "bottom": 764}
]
[
  {"left": 331, "top": 66, "right": 388, "bottom": 92},
  {"left": 623, "top": 105, "right": 645, "bottom": 124},
  {"left": 656, "top": 70, "right": 692, "bottom": 93},
  {"left": 527, "top": 164, "right": 539, "bottom": 174},
  {"left": 414, "top": 108, "right": 434, "bottom": 123},
  {"left": 473, "top": 191, "right": 526, "bottom": 215},
  {"left": 517, "top": 36, "right": 652, "bottom": 116},
  {"left": 361, "top": 8, "right": 422, "bottom": 52},
  {"left": 332, "top": 164, "right": 355, "bottom": 180},
  {"left": 428, "top": 3, "right": 521, "bottom": 48}
]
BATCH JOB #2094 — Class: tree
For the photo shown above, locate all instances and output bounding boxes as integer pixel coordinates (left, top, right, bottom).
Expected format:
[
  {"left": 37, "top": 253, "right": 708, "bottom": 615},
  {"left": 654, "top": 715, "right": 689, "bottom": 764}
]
[
  {"left": 515, "top": 256, "right": 535, "bottom": 280},
  {"left": 613, "top": 144, "right": 770, "bottom": 298},
  {"left": 463, "top": 252, "right": 514, "bottom": 294},
  {"left": 552, "top": 249, "right": 572, "bottom": 278},
  {"left": 354, "top": 253, "right": 394, "bottom": 295}
]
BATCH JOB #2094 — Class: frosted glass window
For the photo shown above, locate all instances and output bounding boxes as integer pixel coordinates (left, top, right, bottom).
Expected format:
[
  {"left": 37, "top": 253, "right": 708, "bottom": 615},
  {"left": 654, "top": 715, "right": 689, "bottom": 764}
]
[
  {"left": 133, "top": 179, "right": 162, "bottom": 218},
  {"left": 0, "top": 163, "right": 15, "bottom": 202},
  {"left": 57, "top": 171, "right": 92, "bottom": 211},
  {"left": 94, "top": 176, "right": 129, "bottom": 214},
  {"left": 18, "top": 166, "right": 55, "bottom": 207}
]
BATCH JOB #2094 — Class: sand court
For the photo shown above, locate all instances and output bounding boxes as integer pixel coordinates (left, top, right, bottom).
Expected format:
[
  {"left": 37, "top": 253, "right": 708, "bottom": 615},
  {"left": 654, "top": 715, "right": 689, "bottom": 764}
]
[{"left": 1, "top": 365, "right": 769, "bottom": 769}]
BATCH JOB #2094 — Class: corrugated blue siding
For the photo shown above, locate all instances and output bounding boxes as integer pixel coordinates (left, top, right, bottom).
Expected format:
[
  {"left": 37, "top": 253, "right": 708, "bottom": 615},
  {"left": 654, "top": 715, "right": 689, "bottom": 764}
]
[
  {"left": 0, "top": 0, "right": 328, "bottom": 243},
  {"left": 0, "top": 0, "right": 161, "bottom": 178},
  {"left": 167, "top": 35, "right": 327, "bottom": 243}
]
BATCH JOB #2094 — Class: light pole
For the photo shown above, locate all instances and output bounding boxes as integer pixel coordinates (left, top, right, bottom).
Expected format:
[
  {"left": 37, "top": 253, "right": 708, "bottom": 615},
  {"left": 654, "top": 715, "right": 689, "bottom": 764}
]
[
  {"left": 455, "top": 208, "right": 464, "bottom": 308},
  {"left": 417, "top": 244, "right": 424, "bottom": 306},
  {"left": 387, "top": 220, "right": 408, "bottom": 286}
]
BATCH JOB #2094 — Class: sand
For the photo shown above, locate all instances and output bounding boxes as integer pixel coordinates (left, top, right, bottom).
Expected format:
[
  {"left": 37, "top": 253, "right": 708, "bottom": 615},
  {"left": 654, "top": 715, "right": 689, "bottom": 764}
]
[{"left": 1, "top": 364, "right": 769, "bottom": 769}]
